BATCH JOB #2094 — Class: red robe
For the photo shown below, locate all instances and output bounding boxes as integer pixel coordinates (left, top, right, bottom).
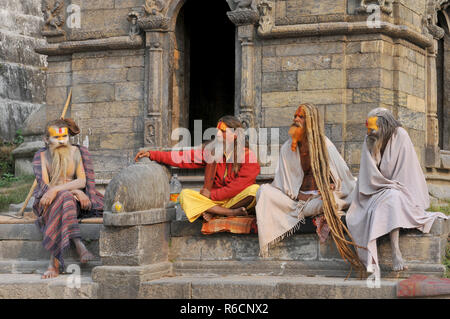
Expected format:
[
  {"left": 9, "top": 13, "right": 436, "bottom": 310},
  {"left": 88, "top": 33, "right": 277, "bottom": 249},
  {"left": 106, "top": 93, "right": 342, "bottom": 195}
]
[{"left": 149, "top": 148, "right": 260, "bottom": 201}]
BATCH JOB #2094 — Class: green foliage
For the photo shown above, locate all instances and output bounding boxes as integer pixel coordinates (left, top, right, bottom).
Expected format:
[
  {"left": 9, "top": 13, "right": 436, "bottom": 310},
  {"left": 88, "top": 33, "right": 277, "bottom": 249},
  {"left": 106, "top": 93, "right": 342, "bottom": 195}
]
[
  {"left": 0, "top": 129, "right": 25, "bottom": 177},
  {"left": 0, "top": 175, "right": 35, "bottom": 211},
  {"left": 428, "top": 201, "right": 450, "bottom": 216}
]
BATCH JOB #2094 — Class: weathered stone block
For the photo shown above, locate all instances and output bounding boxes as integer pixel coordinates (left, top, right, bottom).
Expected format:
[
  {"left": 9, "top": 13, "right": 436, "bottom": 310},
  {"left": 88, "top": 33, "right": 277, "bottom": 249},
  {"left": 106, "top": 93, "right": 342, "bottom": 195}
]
[
  {"left": 286, "top": 0, "right": 346, "bottom": 17},
  {"left": 73, "top": 68, "right": 128, "bottom": 84},
  {"left": 115, "top": 82, "right": 144, "bottom": 101},
  {"left": 99, "top": 133, "right": 141, "bottom": 149},
  {"left": 72, "top": 54, "right": 144, "bottom": 70},
  {"left": 72, "top": 83, "right": 115, "bottom": 103},
  {"left": 262, "top": 72, "right": 297, "bottom": 92},
  {"left": 264, "top": 106, "right": 298, "bottom": 127},
  {"left": 377, "top": 233, "right": 444, "bottom": 264},
  {"left": 100, "top": 224, "right": 169, "bottom": 266},
  {"left": 262, "top": 57, "right": 281, "bottom": 73},
  {"left": 325, "top": 104, "right": 345, "bottom": 124},
  {"left": 262, "top": 92, "right": 302, "bottom": 108},
  {"left": 347, "top": 68, "right": 381, "bottom": 88},
  {"left": 298, "top": 69, "right": 344, "bottom": 90},
  {"left": 281, "top": 55, "right": 332, "bottom": 71},
  {"left": 275, "top": 42, "right": 344, "bottom": 57},
  {"left": 47, "top": 72, "right": 72, "bottom": 87},
  {"left": 302, "top": 89, "right": 348, "bottom": 105},
  {"left": 397, "top": 107, "right": 425, "bottom": 131}
]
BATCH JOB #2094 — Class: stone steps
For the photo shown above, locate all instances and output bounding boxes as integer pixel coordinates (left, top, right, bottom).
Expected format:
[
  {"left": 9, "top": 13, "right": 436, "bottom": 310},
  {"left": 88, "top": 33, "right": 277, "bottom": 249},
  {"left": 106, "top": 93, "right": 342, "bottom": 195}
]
[
  {"left": 140, "top": 274, "right": 400, "bottom": 299},
  {"left": 0, "top": 273, "right": 98, "bottom": 299},
  {"left": 0, "top": 222, "right": 102, "bottom": 274}
]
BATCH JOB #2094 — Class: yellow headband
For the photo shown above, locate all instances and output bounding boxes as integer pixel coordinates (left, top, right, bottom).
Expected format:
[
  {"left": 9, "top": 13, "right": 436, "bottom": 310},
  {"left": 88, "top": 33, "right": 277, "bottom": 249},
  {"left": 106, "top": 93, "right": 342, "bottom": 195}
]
[{"left": 48, "top": 126, "right": 68, "bottom": 139}]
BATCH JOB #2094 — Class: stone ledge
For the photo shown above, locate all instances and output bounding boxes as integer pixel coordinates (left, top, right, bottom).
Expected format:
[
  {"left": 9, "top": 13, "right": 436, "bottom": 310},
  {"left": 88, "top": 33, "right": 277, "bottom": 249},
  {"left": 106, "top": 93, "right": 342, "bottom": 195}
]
[
  {"left": 35, "top": 35, "right": 144, "bottom": 56},
  {"left": 171, "top": 260, "right": 446, "bottom": 279},
  {"left": 258, "top": 21, "right": 433, "bottom": 49},
  {"left": 103, "top": 208, "right": 175, "bottom": 226},
  {"left": 140, "top": 275, "right": 399, "bottom": 299}
]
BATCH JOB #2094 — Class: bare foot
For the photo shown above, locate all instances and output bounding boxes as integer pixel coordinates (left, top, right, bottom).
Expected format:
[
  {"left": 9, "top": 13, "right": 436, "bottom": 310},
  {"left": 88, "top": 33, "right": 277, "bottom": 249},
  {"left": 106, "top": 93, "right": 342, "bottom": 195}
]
[
  {"left": 203, "top": 212, "right": 214, "bottom": 222},
  {"left": 42, "top": 266, "right": 59, "bottom": 279},
  {"left": 231, "top": 207, "right": 248, "bottom": 216},
  {"left": 80, "top": 250, "right": 95, "bottom": 264},
  {"left": 392, "top": 250, "right": 408, "bottom": 271}
]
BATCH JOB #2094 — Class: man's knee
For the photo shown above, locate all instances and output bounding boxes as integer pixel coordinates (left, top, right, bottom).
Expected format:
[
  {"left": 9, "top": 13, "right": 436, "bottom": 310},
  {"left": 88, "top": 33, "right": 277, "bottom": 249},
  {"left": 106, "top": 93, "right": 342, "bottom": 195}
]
[{"left": 303, "top": 197, "right": 323, "bottom": 217}]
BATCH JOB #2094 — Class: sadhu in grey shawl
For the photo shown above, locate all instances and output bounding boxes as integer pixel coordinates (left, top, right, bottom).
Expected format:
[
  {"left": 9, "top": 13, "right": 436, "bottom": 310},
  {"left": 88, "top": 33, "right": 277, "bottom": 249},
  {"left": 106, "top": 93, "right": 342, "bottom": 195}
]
[{"left": 346, "top": 108, "right": 447, "bottom": 272}]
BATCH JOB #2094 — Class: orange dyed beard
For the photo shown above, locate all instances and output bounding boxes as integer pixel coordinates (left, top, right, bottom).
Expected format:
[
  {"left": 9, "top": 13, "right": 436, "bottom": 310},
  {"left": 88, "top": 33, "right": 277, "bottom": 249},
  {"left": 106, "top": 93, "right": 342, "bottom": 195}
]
[{"left": 289, "top": 107, "right": 306, "bottom": 152}]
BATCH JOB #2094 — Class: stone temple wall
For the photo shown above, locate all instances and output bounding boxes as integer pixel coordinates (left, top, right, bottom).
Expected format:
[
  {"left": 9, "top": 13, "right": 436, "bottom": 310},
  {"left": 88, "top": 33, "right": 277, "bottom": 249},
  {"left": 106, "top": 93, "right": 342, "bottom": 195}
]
[
  {"left": 259, "top": 0, "right": 431, "bottom": 174},
  {"left": 10, "top": 0, "right": 450, "bottom": 198},
  {"left": 0, "top": 0, "right": 47, "bottom": 142}
]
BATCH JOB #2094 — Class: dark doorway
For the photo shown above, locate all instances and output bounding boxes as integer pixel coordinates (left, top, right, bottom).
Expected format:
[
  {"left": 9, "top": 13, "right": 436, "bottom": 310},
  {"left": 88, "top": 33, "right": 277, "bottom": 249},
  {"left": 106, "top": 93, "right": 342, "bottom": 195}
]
[{"left": 183, "top": 0, "right": 235, "bottom": 144}]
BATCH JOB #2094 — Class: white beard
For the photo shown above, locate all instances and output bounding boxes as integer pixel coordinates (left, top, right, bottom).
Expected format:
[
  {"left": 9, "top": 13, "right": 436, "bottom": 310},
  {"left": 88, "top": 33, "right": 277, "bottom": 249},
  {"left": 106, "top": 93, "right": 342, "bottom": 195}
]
[{"left": 366, "top": 134, "right": 382, "bottom": 166}]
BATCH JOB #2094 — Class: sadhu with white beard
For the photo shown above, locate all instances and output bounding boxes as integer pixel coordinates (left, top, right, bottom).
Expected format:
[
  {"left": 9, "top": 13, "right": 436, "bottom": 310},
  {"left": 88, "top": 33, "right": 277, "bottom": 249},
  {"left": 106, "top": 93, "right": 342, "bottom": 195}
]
[
  {"left": 32, "top": 119, "right": 103, "bottom": 279},
  {"left": 256, "top": 103, "right": 365, "bottom": 272},
  {"left": 346, "top": 108, "right": 447, "bottom": 274}
]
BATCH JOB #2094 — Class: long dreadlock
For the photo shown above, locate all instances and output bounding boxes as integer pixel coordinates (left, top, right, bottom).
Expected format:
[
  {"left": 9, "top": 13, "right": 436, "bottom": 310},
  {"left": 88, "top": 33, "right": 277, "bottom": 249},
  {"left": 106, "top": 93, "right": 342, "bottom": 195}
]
[{"left": 301, "top": 103, "right": 366, "bottom": 277}]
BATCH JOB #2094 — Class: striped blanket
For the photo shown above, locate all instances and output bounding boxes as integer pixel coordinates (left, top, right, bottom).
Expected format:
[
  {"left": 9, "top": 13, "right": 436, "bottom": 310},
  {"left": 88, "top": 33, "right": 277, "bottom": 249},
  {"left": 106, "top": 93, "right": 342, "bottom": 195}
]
[
  {"left": 32, "top": 145, "right": 103, "bottom": 268},
  {"left": 201, "top": 216, "right": 258, "bottom": 235}
]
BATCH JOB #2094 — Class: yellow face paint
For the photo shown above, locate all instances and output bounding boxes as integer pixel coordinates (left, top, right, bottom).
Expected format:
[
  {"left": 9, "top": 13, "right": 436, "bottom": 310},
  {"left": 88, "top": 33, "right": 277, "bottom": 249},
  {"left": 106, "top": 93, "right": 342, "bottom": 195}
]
[
  {"left": 217, "top": 121, "right": 228, "bottom": 133},
  {"left": 366, "top": 116, "right": 378, "bottom": 135},
  {"left": 48, "top": 126, "right": 68, "bottom": 140}
]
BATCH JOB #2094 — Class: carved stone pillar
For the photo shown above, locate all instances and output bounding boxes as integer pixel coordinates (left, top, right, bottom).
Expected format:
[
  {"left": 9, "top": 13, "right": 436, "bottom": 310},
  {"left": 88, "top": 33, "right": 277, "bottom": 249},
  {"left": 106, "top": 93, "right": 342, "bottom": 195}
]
[
  {"left": 424, "top": 2, "right": 446, "bottom": 167},
  {"left": 227, "top": 2, "right": 259, "bottom": 129},
  {"left": 138, "top": 3, "right": 171, "bottom": 149},
  {"left": 426, "top": 42, "right": 441, "bottom": 167}
]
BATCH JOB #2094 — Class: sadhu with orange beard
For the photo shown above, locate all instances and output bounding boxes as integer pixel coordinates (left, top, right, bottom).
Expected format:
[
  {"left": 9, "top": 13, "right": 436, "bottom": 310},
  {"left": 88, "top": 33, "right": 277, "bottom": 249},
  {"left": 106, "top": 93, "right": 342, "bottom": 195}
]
[
  {"left": 32, "top": 119, "right": 103, "bottom": 279},
  {"left": 255, "top": 104, "right": 365, "bottom": 273}
]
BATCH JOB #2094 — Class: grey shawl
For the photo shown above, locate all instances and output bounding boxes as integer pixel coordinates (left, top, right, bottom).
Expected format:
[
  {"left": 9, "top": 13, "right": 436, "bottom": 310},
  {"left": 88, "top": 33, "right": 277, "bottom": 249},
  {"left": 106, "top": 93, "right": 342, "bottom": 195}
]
[
  {"left": 256, "top": 137, "right": 356, "bottom": 256},
  {"left": 346, "top": 127, "right": 447, "bottom": 270}
]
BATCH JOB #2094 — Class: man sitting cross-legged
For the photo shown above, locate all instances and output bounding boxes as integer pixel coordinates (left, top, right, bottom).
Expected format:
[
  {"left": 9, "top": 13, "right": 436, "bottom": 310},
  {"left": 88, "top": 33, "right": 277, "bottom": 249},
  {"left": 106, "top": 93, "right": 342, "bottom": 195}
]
[
  {"left": 32, "top": 119, "right": 104, "bottom": 279},
  {"left": 135, "top": 115, "right": 260, "bottom": 232},
  {"left": 256, "top": 104, "right": 364, "bottom": 271}
]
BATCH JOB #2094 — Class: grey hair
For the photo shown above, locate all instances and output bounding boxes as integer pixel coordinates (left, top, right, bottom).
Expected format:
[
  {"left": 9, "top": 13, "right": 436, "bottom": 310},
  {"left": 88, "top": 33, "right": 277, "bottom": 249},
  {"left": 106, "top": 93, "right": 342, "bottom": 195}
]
[
  {"left": 368, "top": 107, "right": 402, "bottom": 140},
  {"left": 366, "top": 108, "right": 402, "bottom": 164}
]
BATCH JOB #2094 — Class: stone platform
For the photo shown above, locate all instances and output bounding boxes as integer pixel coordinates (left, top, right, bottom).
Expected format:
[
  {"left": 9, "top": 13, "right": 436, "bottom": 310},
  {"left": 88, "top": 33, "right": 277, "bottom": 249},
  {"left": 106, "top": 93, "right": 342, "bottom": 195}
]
[
  {"left": 168, "top": 217, "right": 449, "bottom": 279},
  {"left": 0, "top": 209, "right": 448, "bottom": 299}
]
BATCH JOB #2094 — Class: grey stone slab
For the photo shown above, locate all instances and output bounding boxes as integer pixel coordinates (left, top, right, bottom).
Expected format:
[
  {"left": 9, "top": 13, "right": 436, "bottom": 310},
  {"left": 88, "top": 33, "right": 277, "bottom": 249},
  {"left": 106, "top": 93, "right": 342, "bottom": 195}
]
[
  {"left": 103, "top": 208, "right": 174, "bottom": 226},
  {"left": 170, "top": 220, "right": 203, "bottom": 237}
]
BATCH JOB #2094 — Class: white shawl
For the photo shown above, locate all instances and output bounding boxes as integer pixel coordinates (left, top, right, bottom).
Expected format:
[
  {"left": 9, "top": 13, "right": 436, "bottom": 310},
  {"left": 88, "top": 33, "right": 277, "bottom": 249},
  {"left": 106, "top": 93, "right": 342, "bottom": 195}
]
[{"left": 256, "top": 137, "right": 356, "bottom": 256}]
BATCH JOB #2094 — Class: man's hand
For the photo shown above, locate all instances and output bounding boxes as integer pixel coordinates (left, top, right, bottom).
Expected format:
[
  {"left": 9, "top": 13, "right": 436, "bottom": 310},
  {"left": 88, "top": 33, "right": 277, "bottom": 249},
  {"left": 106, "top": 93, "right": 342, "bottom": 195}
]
[
  {"left": 200, "top": 188, "right": 211, "bottom": 199},
  {"left": 40, "top": 187, "right": 58, "bottom": 209},
  {"left": 134, "top": 150, "right": 150, "bottom": 162},
  {"left": 72, "top": 190, "right": 91, "bottom": 210}
]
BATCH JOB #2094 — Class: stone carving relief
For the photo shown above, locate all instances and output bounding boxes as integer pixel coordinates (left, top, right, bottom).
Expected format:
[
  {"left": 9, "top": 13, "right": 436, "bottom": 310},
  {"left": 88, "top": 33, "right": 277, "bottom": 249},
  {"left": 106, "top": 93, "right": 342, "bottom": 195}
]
[
  {"left": 145, "top": 122, "right": 156, "bottom": 146},
  {"left": 423, "top": 0, "right": 449, "bottom": 40},
  {"left": 144, "top": 0, "right": 166, "bottom": 16},
  {"left": 127, "top": 11, "right": 141, "bottom": 37},
  {"left": 257, "top": 0, "right": 274, "bottom": 35},
  {"left": 356, "top": 0, "right": 393, "bottom": 15},
  {"left": 137, "top": 0, "right": 170, "bottom": 31},
  {"left": 226, "top": 0, "right": 259, "bottom": 26},
  {"left": 42, "top": 0, "right": 65, "bottom": 35}
]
